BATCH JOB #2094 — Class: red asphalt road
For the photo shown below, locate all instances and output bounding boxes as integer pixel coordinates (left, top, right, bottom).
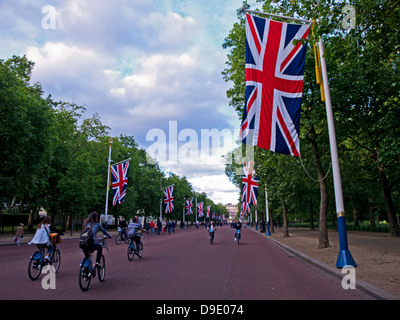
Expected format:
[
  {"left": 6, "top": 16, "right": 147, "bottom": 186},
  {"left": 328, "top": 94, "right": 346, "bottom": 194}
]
[{"left": 0, "top": 226, "right": 373, "bottom": 300}]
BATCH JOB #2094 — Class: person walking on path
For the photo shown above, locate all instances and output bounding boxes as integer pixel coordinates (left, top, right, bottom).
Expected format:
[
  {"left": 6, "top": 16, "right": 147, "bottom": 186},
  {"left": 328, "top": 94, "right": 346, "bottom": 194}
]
[{"left": 15, "top": 223, "right": 24, "bottom": 245}]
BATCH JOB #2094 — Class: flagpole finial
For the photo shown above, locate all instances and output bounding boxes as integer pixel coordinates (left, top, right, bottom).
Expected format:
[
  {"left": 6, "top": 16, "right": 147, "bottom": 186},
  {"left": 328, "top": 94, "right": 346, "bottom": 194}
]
[{"left": 109, "top": 138, "right": 113, "bottom": 144}]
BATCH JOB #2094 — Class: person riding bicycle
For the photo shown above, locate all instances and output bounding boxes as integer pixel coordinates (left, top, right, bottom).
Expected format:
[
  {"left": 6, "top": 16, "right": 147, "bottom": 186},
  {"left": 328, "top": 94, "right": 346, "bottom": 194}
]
[
  {"left": 128, "top": 216, "right": 144, "bottom": 252},
  {"left": 207, "top": 221, "right": 216, "bottom": 242},
  {"left": 234, "top": 218, "right": 242, "bottom": 241},
  {"left": 81, "top": 211, "right": 111, "bottom": 269},
  {"left": 28, "top": 216, "right": 63, "bottom": 263},
  {"left": 117, "top": 216, "right": 128, "bottom": 240},
  {"left": 127, "top": 217, "right": 144, "bottom": 253}
]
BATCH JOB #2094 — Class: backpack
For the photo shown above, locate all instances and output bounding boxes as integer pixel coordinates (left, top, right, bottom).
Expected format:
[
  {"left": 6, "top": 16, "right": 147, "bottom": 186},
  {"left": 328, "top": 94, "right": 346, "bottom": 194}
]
[
  {"left": 79, "top": 224, "right": 93, "bottom": 248},
  {"left": 128, "top": 225, "right": 138, "bottom": 239}
]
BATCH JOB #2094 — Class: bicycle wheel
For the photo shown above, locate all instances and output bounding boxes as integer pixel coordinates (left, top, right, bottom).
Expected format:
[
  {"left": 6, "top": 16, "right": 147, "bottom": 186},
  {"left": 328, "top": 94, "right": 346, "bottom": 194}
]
[
  {"left": 127, "top": 243, "right": 134, "bottom": 261},
  {"left": 28, "top": 251, "right": 42, "bottom": 280},
  {"left": 137, "top": 242, "right": 143, "bottom": 258},
  {"left": 123, "top": 235, "right": 130, "bottom": 244},
  {"left": 78, "top": 259, "right": 91, "bottom": 291},
  {"left": 97, "top": 255, "right": 106, "bottom": 282},
  {"left": 115, "top": 234, "right": 122, "bottom": 245},
  {"left": 52, "top": 249, "right": 61, "bottom": 272}
]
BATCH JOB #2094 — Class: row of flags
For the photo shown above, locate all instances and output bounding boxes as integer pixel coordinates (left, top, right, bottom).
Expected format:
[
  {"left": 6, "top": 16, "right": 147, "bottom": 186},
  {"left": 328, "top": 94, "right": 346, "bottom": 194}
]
[{"left": 109, "top": 162, "right": 220, "bottom": 219}]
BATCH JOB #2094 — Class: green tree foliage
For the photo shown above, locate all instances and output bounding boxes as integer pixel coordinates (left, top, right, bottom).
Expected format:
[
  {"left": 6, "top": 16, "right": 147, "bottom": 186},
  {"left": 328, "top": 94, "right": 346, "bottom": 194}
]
[
  {"left": 0, "top": 56, "right": 53, "bottom": 210},
  {"left": 0, "top": 55, "right": 222, "bottom": 227},
  {"left": 222, "top": 0, "right": 399, "bottom": 238}
]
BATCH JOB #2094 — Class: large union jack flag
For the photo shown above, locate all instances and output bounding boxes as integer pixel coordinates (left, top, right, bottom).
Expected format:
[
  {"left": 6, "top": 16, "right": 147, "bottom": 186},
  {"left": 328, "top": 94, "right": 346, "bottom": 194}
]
[
  {"left": 241, "top": 161, "right": 259, "bottom": 207},
  {"left": 197, "top": 202, "right": 204, "bottom": 217},
  {"left": 111, "top": 160, "right": 129, "bottom": 206},
  {"left": 164, "top": 185, "right": 174, "bottom": 214},
  {"left": 241, "top": 14, "right": 310, "bottom": 157},
  {"left": 186, "top": 198, "right": 193, "bottom": 215}
]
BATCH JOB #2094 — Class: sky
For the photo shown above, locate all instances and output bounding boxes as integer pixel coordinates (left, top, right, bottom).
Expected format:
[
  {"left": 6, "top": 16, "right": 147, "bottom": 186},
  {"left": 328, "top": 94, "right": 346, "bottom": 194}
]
[{"left": 0, "top": 0, "right": 256, "bottom": 205}]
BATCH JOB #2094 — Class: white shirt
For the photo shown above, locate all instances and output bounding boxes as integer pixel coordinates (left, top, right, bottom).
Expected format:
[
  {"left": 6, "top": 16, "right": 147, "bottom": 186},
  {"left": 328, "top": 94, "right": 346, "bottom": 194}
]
[{"left": 28, "top": 224, "right": 50, "bottom": 245}]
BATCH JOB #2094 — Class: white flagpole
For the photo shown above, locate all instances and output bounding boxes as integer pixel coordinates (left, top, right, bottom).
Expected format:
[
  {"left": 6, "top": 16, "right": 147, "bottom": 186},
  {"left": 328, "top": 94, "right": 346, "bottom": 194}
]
[
  {"left": 195, "top": 195, "right": 198, "bottom": 224},
  {"left": 241, "top": 8, "right": 312, "bottom": 23},
  {"left": 183, "top": 198, "right": 185, "bottom": 227},
  {"left": 317, "top": 38, "right": 356, "bottom": 267},
  {"left": 265, "top": 182, "right": 271, "bottom": 236},
  {"left": 104, "top": 138, "right": 113, "bottom": 230},
  {"left": 160, "top": 177, "right": 162, "bottom": 221}
]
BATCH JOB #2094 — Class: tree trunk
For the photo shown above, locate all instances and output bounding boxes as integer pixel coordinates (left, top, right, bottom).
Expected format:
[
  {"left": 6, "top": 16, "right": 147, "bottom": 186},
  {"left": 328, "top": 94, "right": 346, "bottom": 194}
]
[
  {"left": 269, "top": 208, "right": 274, "bottom": 233},
  {"left": 368, "top": 197, "right": 376, "bottom": 228},
  {"left": 306, "top": 127, "right": 330, "bottom": 248},
  {"left": 378, "top": 164, "right": 399, "bottom": 237},
  {"left": 309, "top": 198, "right": 315, "bottom": 230},
  {"left": 282, "top": 198, "right": 289, "bottom": 237},
  {"left": 353, "top": 207, "right": 359, "bottom": 227}
]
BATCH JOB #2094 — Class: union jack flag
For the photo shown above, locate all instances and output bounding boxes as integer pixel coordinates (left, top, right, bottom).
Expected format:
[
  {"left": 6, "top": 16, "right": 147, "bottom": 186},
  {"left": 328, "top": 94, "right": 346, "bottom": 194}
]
[
  {"left": 197, "top": 202, "right": 204, "bottom": 217},
  {"left": 241, "top": 201, "right": 250, "bottom": 217},
  {"left": 111, "top": 160, "right": 129, "bottom": 206},
  {"left": 241, "top": 161, "right": 259, "bottom": 207},
  {"left": 206, "top": 205, "right": 211, "bottom": 218},
  {"left": 241, "top": 14, "right": 310, "bottom": 157},
  {"left": 186, "top": 198, "right": 193, "bottom": 215},
  {"left": 163, "top": 185, "right": 174, "bottom": 214}
]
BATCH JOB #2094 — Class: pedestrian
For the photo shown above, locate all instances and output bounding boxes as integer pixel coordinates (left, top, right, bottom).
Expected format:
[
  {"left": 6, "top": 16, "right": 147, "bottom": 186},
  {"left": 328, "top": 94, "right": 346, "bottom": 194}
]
[
  {"left": 157, "top": 219, "right": 162, "bottom": 235},
  {"left": 162, "top": 220, "right": 166, "bottom": 234},
  {"left": 15, "top": 223, "right": 24, "bottom": 245},
  {"left": 150, "top": 220, "right": 154, "bottom": 235},
  {"left": 153, "top": 220, "right": 158, "bottom": 235},
  {"left": 167, "top": 220, "right": 172, "bottom": 235}
]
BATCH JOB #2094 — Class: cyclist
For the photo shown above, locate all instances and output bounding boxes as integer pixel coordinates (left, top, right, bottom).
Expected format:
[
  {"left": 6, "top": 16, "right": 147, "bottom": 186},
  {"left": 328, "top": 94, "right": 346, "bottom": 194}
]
[
  {"left": 234, "top": 218, "right": 242, "bottom": 241},
  {"left": 81, "top": 211, "right": 111, "bottom": 269},
  {"left": 207, "top": 221, "right": 216, "bottom": 243},
  {"left": 127, "top": 217, "right": 144, "bottom": 252},
  {"left": 117, "top": 216, "right": 128, "bottom": 240},
  {"left": 28, "top": 216, "right": 63, "bottom": 262}
]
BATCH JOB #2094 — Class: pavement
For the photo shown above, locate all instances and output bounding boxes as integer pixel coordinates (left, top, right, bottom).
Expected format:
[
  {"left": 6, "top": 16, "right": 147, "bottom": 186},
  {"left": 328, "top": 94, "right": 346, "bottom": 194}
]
[
  {"left": 246, "top": 226, "right": 400, "bottom": 300},
  {"left": 2, "top": 226, "right": 399, "bottom": 300}
]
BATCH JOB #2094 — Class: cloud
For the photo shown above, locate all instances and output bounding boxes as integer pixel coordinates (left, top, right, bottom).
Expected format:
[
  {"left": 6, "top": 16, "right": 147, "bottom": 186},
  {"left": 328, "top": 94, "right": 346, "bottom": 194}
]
[{"left": 1, "top": 0, "right": 245, "bottom": 204}]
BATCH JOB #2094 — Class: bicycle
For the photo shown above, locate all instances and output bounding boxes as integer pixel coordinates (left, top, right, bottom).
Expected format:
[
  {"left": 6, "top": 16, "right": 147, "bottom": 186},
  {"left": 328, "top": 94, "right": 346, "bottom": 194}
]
[
  {"left": 235, "top": 229, "right": 241, "bottom": 245},
  {"left": 28, "top": 240, "right": 61, "bottom": 281},
  {"left": 78, "top": 236, "right": 108, "bottom": 291},
  {"left": 127, "top": 231, "right": 143, "bottom": 261},
  {"left": 115, "top": 227, "right": 129, "bottom": 245},
  {"left": 209, "top": 230, "right": 216, "bottom": 244}
]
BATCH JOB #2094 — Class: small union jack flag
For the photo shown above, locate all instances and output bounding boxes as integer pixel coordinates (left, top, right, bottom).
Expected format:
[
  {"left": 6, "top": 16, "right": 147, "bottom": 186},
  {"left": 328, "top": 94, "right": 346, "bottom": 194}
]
[
  {"left": 186, "top": 198, "right": 193, "bottom": 215},
  {"left": 241, "top": 161, "right": 259, "bottom": 207},
  {"left": 240, "top": 201, "right": 250, "bottom": 218},
  {"left": 206, "top": 206, "right": 211, "bottom": 218},
  {"left": 163, "top": 185, "right": 174, "bottom": 214},
  {"left": 111, "top": 160, "right": 129, "bottom": 206},
  {"left": 241, "top": 14, "right": 310, "bottom": 156},
  {"left": 197, "top": 202, "right": 204, "bottom": 217}
]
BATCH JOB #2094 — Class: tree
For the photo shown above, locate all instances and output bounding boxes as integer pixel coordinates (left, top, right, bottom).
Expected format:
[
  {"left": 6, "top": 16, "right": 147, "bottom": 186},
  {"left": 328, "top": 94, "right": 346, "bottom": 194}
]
[{"left": 0, "top": 55, "right": 54, "bottom": 211}]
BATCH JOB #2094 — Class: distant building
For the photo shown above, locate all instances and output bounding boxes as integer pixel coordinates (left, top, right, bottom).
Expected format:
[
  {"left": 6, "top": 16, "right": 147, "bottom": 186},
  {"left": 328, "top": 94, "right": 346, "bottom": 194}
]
[{"left": 225, "top": 203, "right": 238, "bottom": 220}]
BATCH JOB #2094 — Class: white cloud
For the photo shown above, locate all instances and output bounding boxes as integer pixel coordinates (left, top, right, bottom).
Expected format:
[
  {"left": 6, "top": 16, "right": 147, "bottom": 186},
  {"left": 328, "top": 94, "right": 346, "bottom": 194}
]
[{"left": 1, "top": 0, "right": 245, "bottom": 204}]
